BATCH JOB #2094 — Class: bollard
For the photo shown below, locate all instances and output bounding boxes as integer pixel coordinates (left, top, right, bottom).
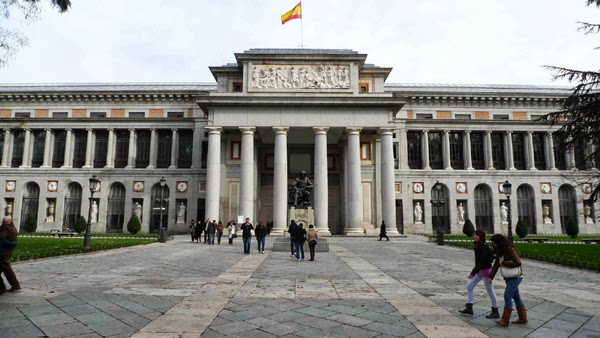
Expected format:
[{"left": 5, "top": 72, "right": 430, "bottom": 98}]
[
  {"left": 160, "top": 228, "right": 167, "bottom": 243},
  {"left": 437, "top": 230, "right": 444, "bottom": 245}
]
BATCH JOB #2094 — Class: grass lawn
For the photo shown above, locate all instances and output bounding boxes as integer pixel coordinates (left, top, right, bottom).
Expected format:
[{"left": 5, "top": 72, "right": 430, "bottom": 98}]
[
  {"left": 428, "top": 234, "right": 599, "bottom": 242},
  {"left": 20, "top": 232, "right": 157, "bottom": 238},
  {"left": 10, "top": 237, "right": 156, "bottom": 262}
]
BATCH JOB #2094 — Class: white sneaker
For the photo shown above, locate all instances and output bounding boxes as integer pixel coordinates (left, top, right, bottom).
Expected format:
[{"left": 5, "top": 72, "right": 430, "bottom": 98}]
[{"left": 262, "top": 251, "right": 265, "bottom": 254}]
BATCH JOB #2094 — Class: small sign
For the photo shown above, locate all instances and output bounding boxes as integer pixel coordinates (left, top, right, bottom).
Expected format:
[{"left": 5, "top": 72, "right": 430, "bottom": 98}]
[{"left": 237, "top": 215, "right": 244, "bottom": 224}]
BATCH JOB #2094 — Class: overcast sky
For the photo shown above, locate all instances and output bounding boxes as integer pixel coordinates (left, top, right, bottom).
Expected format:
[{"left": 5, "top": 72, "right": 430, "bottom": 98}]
[{"left": 0, "top": 0, "right": 598, "bottom": 86}]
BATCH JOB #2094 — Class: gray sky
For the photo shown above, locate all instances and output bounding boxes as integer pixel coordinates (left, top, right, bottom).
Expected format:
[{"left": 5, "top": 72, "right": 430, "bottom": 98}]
[{"left": 0, "top": 0, "right": 598, "bottom": 86}]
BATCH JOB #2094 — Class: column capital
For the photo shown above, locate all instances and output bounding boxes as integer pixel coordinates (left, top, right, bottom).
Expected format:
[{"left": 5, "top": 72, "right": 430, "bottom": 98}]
[
  {"left": 422, "top": 129, "right": 429, "bottom": 133},
  {"left": 171, "top": 128, "right": 178, "bottom": 132},
  {"left": 345, "top": 127, "right": 362, "bottom": 135},
  {"left": 443, "top": 130, "right": 450, "bottom": 134},
  {"left": 205, "top": 126, "right": 222, "bottom": 134},
  {"left": 273, "top": 127, "right": 290, "bottom": 134},
  {"left": 44, "top": 128, "right": 52, "bottom": 132},
  {"left": 24, "top": 128, "right": 32, "bottom": 132},
  {"left": 65, "top": 128, "right": 72, "bottom": 132},
  {"left": 150, "top": 128, "right": 157, "bottom": 132},
  {"left": 86, "top": 128, "right": 93, "bottom": 132},
  {"left": 464, "top": 129, "right": 471, "bottom": 134},
  {"left": 313, "top": 127, "right": 329, "bottom": 134},
  {"left": 506, "top": 130, "right": 513, "bottom": 134},
  {"left": 378, "top": 127, "right": 396, "bottom": 135},
  {"left": 128, "top": 128, "right": 135, "bottom": 132},
  {"left": 486, "top": 130, "right": 492, "bottom": 134},
  {"left": 527, "top": 130, "right": 534, "bottom": 134},
  {"left": 107, "top": 128, "right": 114, "bottom": 132},
  {"left": 239, "top": 127, "right": 256, "bottom": 134},
  {"left": 3, "top": 128, "right": 9, "bottom": 132}
]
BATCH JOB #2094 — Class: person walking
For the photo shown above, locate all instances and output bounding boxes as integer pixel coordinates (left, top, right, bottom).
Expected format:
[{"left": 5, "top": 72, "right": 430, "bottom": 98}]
[
  {"left": 294, "top": 223, "right": 306, "bottom": 261},
  {"left": 458, "top": 230, "right": 499, "bottom": 318},
  {"left": 255, "top": 221, "right": 267, "bottom": 253},
  {"left": 189, "top": 219, "right": 196, "bottom": 242},
  {"left": 203, "top": 218, "right": 210, "bottom": 243},
  {"left": 208, "top": 220, "right": 217, "bottom": 245},
  {"left": 379, "top": 220, "right": 389, "bottom": 241},
  {"left": 216, "top": 221, "right": 224, "bottom": 245},
  {"left": 195, "top": 220, "right": 203, "bottom": 243},
  {"left": 241, "top": 218, "right": 253, "bottom": 254},
  {"left": 227, "top": 221, "right": 237, "bottom": 245},
  {"left": 489, "top": 234, "right": 526, "bottom": 326},
  {"left": 306, "top": 224, "right": 318, "bottom": 261},
  {"left": 288, "top": 220, "right": 298, "bottom": 257},
  {"left": 0, "top": 218, "right": 20, "bottom": 295}
]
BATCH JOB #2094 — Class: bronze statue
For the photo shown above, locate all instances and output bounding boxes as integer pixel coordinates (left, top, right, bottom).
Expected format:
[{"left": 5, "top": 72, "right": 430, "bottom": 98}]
[{"left": 289, "top": 171, "right": 313, "bottom": 207}]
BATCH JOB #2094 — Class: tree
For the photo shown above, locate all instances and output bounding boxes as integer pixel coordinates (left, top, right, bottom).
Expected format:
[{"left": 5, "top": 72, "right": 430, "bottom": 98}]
[
  {"left": 545, "top": 1, "right": 600, "bottom": 203},
  {"left": 515, "top": 220, "right": 528, "bottom": 239},
  {"left": 23, "top": 214, "right": 37, "bottom": 232},
  {"left": 127, "top": 215, "right": 142, "bottom": 234},
  {"left": 566, "top": 218, "right": 579, "bottom": 239},
  {"left": 74, "top": 215, "right": 87, "bottom": 233},
  {"left": 1, "top": 0, "right": 71, "bottom": 67},
  {"left": 462, "top": 219, "right": 475, "bottom": 237}
]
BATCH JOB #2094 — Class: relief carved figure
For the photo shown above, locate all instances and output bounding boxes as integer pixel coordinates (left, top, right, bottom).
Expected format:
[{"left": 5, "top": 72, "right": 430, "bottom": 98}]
[
  {"left": 414, "top": 202, "right": 423, "bottom": 223},
  {"left": 46, "top": 201, "right": 55, "bottom": 222},
  {"left": 457, "top": 203, "right": 465, "bottom": 223},
  {"left": 133, "top": 202, "right": 142, "bottom": 220},
  {"left": 91, "top": 201, "right": 98, "bottom": 223},
  {"left": 584, "top": 204, "right": 594, "bottom": 224},
  {"left": 500, "top": 202, "right": 508, "bottom": 223},
  {"left": 177, "top": 202, "right": 186, "bottom": 223},
  {"left": 252, "top": 65, "right": 350, "bottom": 89},
  {"left": 543, "top": 203, "right": 552, "bottom": 224}
]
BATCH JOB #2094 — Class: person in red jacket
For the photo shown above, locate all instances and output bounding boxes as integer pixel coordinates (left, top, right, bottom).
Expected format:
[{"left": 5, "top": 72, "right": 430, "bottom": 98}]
[{"left": 0, "top": 217, "right": 20, "bottom": 295}]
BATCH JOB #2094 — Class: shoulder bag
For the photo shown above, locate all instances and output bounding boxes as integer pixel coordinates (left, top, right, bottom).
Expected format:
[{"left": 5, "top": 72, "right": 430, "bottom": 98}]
[{"left": 500, "top": 265, "right": 522, "bottom": 279}]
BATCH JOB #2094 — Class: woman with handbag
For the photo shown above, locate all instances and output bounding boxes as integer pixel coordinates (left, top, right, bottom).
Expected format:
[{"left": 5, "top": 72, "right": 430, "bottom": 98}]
[
  {"left": 458, "top": 230, "right": 499, "bottom": 318},
  {"left": 227, "top": 221, "right": 237, "bottom": 245},
  {"left": 488, "top": 234, "right": 526, "bottom": 326},
  {"left": 306, "top": 224, "right": 318, "bottom": 261}
]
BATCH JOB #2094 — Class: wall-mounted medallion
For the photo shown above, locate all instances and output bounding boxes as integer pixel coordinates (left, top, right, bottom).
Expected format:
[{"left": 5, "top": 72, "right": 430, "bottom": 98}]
[
  {"left": 456, "top": 182, "right": 467, "bottom": 194},
  {"left": 498, "top": 182, "right": 505, "bottom": 194},
  {"left": 177, "top": 181, "right": 188, "bottom": 193},
  {"left": 540, "top": 183, "right": 552, "bottom": 194},
  {"left": 47, "top": 181, "right": 58, "bottom": 192},
  {"left": 582, "top": 183, "right": 592, "bottom": 194},
  {"left": 5, "top": 180, "right": 16, "bottom": 192},
  {"left": 133, "top": 181, "right": 145, "bottom": 193},
  {"left": 413, "top": 182, "right": 424, "bottom": 194}
]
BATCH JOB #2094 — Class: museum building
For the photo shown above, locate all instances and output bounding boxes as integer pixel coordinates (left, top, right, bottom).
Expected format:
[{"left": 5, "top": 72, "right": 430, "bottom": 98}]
[{"left": 0, "top": 49, "right": 598, "bottom": 235}]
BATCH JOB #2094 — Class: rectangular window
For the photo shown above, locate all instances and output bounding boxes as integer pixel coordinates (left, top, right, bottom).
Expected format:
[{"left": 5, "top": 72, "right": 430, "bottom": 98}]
[
  {"left": 533, "top": 132, "right": 546, "bottom": 170},
  {"left": 178, "top": 130, "right": 193, "bottom": 168},
  {"left": 31, "top": 130, "right": 45, "bottom": 168},
  {"left": 493, "top": 114, "right": 509, "bottom": 120},
  {"left": 428, "top": 132, "right": 443, "bottom": 169},
  {"left": 450, "top": 132, "right": 464, "bottom": 169},
  {"left": 90, "top": 112, "right": 106, "bottom": 118},
  {"left": 14, "top": 112, "right": 30, "bottom": 118},
  {"left": 11, "top": 130, "right": 25, "bottom": 167},
  {"left": 72, "top": 130, "right": 87, "bottom": 168},
  {"left": 156, "top": 130, "right": 172, "bottom": 168},
  {"left": 52, "top": 112, "right": 68, "bottom": 118},
  {"left": 512, "top": 133, "right": 526, "bottom": 170},
  {"left": 553, "top": 132, "right": 567, "bottom": 170},
  {"left": 416, "top": 113, "right": 433, "bottom": 119},
  {"left": 359, "top": 83, "right": 369, "bottom": 93},
  {"left": 128, "top": 112, "right": 145, "bottom": 118},
  {"left": 455, "top": 114, "right": 472, "bottom": 120},
  {"left": 233, "top": 82, "right": 243, "bottom": 92},
  {"left": 93, "top": 130, "right": 108, "bottom": 168},
  {"left": 360, "top": 142, "right": 371, "bottom": 160},
  {"left": 167, "top": 111, "right": 184, "bottom": 118},
  {"left": 231, "top": 141, "right": 241, "bottom": 160},
  {"left": 136, "top": 130, "right": 151, "bottom": 168},
  {"left": 407, "top": 132, "right": 422, "bottom": 169},
  {"left": 471, "top": 132, "right": 485, "bottom": 170},
  {"left": 114, "top": 130, "right": 129, "bottom": 168},
  {"left": 52, "top": 130, "right": 67, "bottom": 168},
  {"left": 492, "top": 132, "right": 506, "bottom": 169}
]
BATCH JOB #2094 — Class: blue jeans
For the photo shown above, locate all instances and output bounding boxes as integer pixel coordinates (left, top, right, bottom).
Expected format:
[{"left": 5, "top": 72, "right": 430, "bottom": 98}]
[
  {"left": 504, "top": 276, "right": 524, "bottom": 309},
  {"left": 467, "top": 274, "right": 498, "bottom": 307},
  {"left": 294, "top": 239, "right": 304, "bottom": 260},
  {"left": 257, "top": 237, "right": 265, "bottom": 252},
  {"left": 243, "top": 236, "right": 251, "bottom": 253}
]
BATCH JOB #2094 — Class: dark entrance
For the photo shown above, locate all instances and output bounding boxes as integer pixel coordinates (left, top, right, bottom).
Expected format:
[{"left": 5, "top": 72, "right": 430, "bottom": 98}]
[
  {"left": 150, "top": 183, "right": 170, "bottom": 233},
  {"left": 474, "top": 184, "right": 494, "bottom": 233},
  {"left": 395, "top": 200, "right": 404, "bottom": 234},
  {"left": 431, "top": 184, "right": 450, "bottom": 233}
]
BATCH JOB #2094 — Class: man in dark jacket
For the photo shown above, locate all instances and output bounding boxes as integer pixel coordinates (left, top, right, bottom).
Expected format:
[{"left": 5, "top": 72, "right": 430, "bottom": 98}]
[
  {"left": 208, "top": 220, "right": 217, "bottom": 245},
  {"left": 294, "top": 223, "right": 306, "bottom": 261},
  {"left": 0, "top": 217, "right": 20, "bottom": 294},
  {"left": 379, "top": 221, "right": 390, "bottom": 241},
  {"left": 255, "top": 222, "right": 267, "bottom": 253},
  {"left": 203, "top": 218, "right": 210, "bottom": 243},
  {"left": 241, "top": 218, "right": 254, "bottom": 254},
  {"left": 287, "top": 220, "right": 298, "bottom": 257},
  {"left": 195, "top": 220, "right": 203, "bottom": 243}
]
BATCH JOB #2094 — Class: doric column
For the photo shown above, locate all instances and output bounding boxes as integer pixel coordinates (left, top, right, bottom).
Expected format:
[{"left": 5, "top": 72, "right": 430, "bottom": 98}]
[
  {"left": 442, "top": 130, "right": 452, "bottom": 170},
  {"left": 147, "top": 128, "right": 157, "bottom": 169},
  {"left": 464, "top": 130, "right": 473, "bottom": 170},
  {"left": 205, "top": 127, "right": 222, "bottom": 222},
  {"left": 169, "top": 128, "right": 178, "bottom": 169},
  {"left": 485, "top": 130, "right": 494, "bottom": 170},
  {"left": 505, "top": 131, "right": 515, "bottom": 170},
  {"left": 1, "top": 129, "right": 10, "bottom": 167},
  {"left": 272, "top": 127, "right": 289, "bottom": 236},
  {"left": 104, "top": 128, "right": 115, "bottom": 168},
  {"left": 41, "top": 129, "right": 52, "bottom": 168},
  {"left": 314, "top": 127, "right": 331, "bottom": 235},
  {"left": 239, "top": 127, "right": 255, "bottom": 223},
  {"left": 422, "top": 130, "right": 431, "bottom": 170},
  {"left": 191, "top": 124, "right": 202, "bottom": 169},
  {"left": 380, "top": 128, "right": 398, "bottom": 235},
  {"left": 345, "top": 128, "right": 364, "bottom": 235},
  {"left": 83, "top": 128, "right": 94, "bottom": 168},
  {"left": 547, "top": 132, "right": 557, "bottom": 171},
  {"left": 526, "top": 131, "right": 537, "bottom": 170},
  {"left": 126, "top": 129, "right": 136, "bottom": 168},
  {"left": 20, "top": 128, "right": 32, "bottom": 168},
  {"left": 398, "top": 128, "right": 408, "bottom": 169}
]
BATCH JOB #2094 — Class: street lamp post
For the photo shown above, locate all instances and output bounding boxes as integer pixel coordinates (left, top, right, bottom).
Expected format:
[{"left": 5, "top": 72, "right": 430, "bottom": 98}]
[
  {"left": 83, "top": 175, "right": 100, "bottom": 251},
  {"left": 159, "top": 177, "right": 166, "bottom": 243},
  {"left": 503, "top": 180, "right": 513, "bottom": 243}
]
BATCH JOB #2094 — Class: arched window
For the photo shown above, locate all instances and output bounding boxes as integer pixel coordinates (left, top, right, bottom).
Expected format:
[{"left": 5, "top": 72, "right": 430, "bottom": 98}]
[
  {"left": 474, "top": 184, "right": 494, "bottom": 233},
  {"left": 517, "top": 184, "right": 537, "bottom": 234},
  {"left": 63, "top": 183, "right": 82, "bottom": 229},
  {"left": 431, "top": 183, "right": 450, "bottom": 233},
  {"left": 21, "top": 182, "right": 40, "bottom": 228},
  {"left": 150, "top": 183, "right": 170, "bottom": 233},
  {"left": 107, "top": 183, "right": 126, "bottom": 232},
  {"left": 559, "top": 184, "right": 577, "bottom": 233}
]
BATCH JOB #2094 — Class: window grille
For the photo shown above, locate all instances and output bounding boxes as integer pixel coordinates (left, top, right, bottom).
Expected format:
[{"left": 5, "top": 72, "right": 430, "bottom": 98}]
[{"left": 407, "top": 132, "right": 422, "bottom": 169}]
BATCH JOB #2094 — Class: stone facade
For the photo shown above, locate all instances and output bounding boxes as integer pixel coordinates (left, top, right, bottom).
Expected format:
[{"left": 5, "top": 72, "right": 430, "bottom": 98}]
[{"left": 0, "top": 49, "right": 598, "bottom": 235}]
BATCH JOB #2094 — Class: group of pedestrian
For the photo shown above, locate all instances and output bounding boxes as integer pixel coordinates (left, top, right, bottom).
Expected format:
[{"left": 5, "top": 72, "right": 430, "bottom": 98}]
[
  {"left": 189, "top": 217, "right": 269, "bottom": 254},
  {"left": 459, "top": 230, "right": 527, "bottom": 327},
  {"left": 189, "top": 218, "right": 225, "bottom": 245},
  {"left": 0, "top": 217, "right": 20, "bottom": 295},
  {"left": 287, "top": 220, "right": 318, "bottom": 261}
]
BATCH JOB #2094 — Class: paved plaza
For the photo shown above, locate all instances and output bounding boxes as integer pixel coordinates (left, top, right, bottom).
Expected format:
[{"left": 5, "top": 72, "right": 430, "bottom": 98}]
[{"left": 0, "top": 236, "right": 599, "bottom": 337}]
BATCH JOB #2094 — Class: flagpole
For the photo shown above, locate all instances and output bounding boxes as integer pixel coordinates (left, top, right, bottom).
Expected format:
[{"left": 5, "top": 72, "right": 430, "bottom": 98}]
[{"left": 300, "top": 2, "right": 304, "bottom": 47}]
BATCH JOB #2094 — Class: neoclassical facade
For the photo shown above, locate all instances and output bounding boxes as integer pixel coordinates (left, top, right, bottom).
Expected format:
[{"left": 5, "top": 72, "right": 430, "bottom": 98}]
[{"left": 0, "top": 49, "right": 598, "bottom": 235}]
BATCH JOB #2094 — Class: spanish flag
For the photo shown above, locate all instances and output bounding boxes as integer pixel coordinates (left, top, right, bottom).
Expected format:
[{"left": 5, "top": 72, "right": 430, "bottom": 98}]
[{"left": 281, "top": 2, "right": 302, "bottom": 25}]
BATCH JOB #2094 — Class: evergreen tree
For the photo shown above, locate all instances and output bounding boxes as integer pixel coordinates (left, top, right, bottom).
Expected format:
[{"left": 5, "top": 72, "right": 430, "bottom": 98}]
[
  {"left": 23, "top": 214, "right": 37, "bottom": 233},
  {"left": 127, "top": 215, "right": 141, "bottom": 234},
  {"left": 74, "top": 216, "right": 87, "bottom": 234},
  {"left": 566, "top": 218, "right": 579, "bottom": 239},
  {"left": 462, "top": 219, "right": 475, "bottom": 237},
  {"left": 515, "top": 220, "right": 528, "bottom": 239}
]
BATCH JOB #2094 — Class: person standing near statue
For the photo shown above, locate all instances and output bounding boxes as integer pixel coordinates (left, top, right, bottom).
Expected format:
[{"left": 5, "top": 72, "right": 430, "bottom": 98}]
[
  {"left": 203, "top": 218, "right": 210, "bottom": 243},
  {"left": 195, "top": 220, "right": 203, "bottom": 244},
  {"left": 0, "top": 217, "right": 20, "bottom": 294},
  {"left": 306, "top": 224, "right": 318, "bottom": 261},
  {"left": 294, "top": 223, "right": 306, "bottom": 261},
  {"left": 379, "top": 221, "right": 389, "bottom": 241},
  {"left": 255, "top": 221, "right": 267, "bottom": 254},
  {"left": 227, "top": 221, "right": 237, "bottom": 245},
  {"left": 208, "top": 220, "right": 216, "bottom": 245},
  {"left": 288, "top": 220, "right": 298, "bottom": 257},
  {"left": 241, "top": 218, "right": 253, "bottom": 254},
  {"left": 216, "top": 221, "right": 224, "bottom": 245},
  {"left": 189, "top": 219, "right": 196, "bottom": 242}
]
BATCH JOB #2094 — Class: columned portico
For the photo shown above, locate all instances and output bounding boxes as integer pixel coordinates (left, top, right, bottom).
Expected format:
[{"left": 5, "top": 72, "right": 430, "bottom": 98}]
[
  {"left": 271, "top": 127, "right": 289, "bottom": 236},
  {"left": 313, "top": 127, "right": 330, "bottom": 236},
  {"left": 41, "top": 129, "right": 52, "bottom": 168},
  {"left": 126, "top": 128, "right": 136, "bottom": 168},
  {"left": 239, "top": 127, "right": 255, "bottom": 223},
  {"left": 83, "top": 128, "right": 94, "bottom": 168},
  {"left": 380, "top": 128, "right": 398, "bottom": 235},
  {"left": 205, "top": 126, "right": 222, "bottom": 222},
  {"left": 464, "top": 130, "right": 473, "bottom": 170},
  {"left": 345, "top": 127, "right": 364, "bottom": 235},
  {"left": 506, "top": 131, "right": 516, "bottom": 170}
]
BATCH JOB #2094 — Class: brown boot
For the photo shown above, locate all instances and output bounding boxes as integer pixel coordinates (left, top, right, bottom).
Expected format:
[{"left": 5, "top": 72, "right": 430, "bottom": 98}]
[
  {"left": 512, "top": 306, "right": 527, "bottom": 324},
  {"left": 496, "top": 307, "right": 513, "bottom": 326}
]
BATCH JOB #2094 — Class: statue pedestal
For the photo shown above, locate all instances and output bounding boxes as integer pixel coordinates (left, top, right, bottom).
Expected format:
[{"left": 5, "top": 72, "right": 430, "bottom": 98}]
[{"left": 288, "top": 207, "right": 314, "bottom": 229}]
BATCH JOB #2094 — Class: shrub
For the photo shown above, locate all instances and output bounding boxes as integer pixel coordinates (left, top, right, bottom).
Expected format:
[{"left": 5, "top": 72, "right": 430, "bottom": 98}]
[
  {"left": 127, "top": 215, "right": 142, "bottom": 234},
  {"left": 23, "top": 214, "right": 37, "bottom": 233},
  {"left": 515, "top": 220, "right": 528, "bottom": 238},
  {"left": 74, "top": 216, "right": 87, "bottom": 234},
  {"left": 462, "top": 219, "right": 475, "bottom": 237},
  {"left": 566, "top": 218, "right": 579, "bottom": 239}
]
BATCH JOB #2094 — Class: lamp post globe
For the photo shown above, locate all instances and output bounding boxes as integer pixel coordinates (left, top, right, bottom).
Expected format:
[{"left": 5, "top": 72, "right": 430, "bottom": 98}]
[
  {"left": 83, "top": 175, "right": 100, "bottom": 251},
  {"left": 503, "top": 180, "right": 513, "bottom": 243}
]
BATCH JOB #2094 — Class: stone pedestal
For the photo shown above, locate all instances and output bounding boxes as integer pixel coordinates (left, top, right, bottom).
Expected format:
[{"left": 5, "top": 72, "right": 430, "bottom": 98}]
[
  {"left": 288, "top": 207, "right": 314, "bottom": 228},
  {"left": 272, "top": 237, "right": 329, "bottom": 252},
  {"left": 169, "top": 222, "right": 187, "bottom": 235}
]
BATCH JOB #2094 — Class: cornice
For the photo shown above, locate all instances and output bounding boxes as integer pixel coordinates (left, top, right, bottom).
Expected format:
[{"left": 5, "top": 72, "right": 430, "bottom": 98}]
[
  {"left": 0, "top": 91, "right": 203, "bottom": 104},
  {"left": 402, "top": 95, "right": 563, "bottom": 110}
]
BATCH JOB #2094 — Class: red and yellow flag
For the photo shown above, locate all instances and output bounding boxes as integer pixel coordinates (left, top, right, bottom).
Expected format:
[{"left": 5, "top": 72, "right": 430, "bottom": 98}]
[{"left": 281, "top": 2, "right": 302, "bottom": 25}]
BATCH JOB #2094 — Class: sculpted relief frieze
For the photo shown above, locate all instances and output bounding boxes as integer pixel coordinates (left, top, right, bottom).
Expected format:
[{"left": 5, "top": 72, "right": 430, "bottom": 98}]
[{"left": 251, "top": 64, "right": 350, "bottom": 90}]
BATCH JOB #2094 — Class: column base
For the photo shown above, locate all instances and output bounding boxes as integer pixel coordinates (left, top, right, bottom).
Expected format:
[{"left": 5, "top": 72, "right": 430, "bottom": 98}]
[
  {"left": 82, "top": 165, "right": 92, "bottom": 169},
  {"left": 168, "top": 165, "right": 177, "bottom": 169},
  {"left": 19, "top": 165, "right": 31, "bottom": 168},
  {"left": 509, "top": 167, "right": 517, "bottom": 171},
  {"left": 104, "top": 165, "right": 114, "bottom": 169},
  {"left": 344, "top": 228, "right": 365, "bottom": 236},
  {"left": 550, "top": 168, "right": 558, "bottom": 171},
  {"left": 269, "top": 229, "right": 287, "bottom": 237},
  {"left": 466, "top": 167, "right": 474, "bottom": 171},
  {"left": 146, "top": 165, "right": 156, "bottom": 169},
  {"left": 316, "top": 229, "right": 331, "bottom": 236},
  {"left": 528, "top": 168, "right": 538, "bottom": 171},
  {"left": 386, "top": 229, "right": 400, "bottom": 235},
  {"left": 125, "top": 165, "right": 133, "bottom": 169},
  {"left": 61, "top": 165, "right": 72, "bottom": 169},
  {"left": 444, "top": 167, "right": 454, "bottom": 170},
  {"left": 40, "top": 165, "right": 50, "bottom": 168}
]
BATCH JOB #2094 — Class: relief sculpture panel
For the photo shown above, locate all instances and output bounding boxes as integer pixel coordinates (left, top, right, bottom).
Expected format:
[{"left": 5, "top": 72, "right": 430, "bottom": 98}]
[{"left": 251, "top": 64, "right": 350, "bottom": 90}]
